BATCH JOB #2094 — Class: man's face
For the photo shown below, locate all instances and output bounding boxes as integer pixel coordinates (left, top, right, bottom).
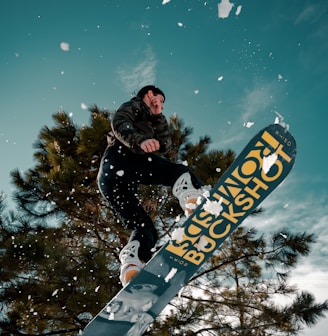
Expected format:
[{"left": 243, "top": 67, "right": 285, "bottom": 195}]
[{"left": 146, "top": 90, "right": 164, "bottom": 115}]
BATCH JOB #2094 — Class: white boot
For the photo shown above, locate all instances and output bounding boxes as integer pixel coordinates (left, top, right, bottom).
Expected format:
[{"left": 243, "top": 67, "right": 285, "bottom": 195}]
[
  {"left": 119, "top": 241, "right": 144, "bottom": 286},
  {"left": 172, "top": 172, "right": 206, "bottom": 216}
]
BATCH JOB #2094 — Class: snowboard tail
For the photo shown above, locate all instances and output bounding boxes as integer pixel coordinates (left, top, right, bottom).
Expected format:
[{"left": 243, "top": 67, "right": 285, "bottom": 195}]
[{"left": 83, "top": 123, "right": 296, "bottom": 336}]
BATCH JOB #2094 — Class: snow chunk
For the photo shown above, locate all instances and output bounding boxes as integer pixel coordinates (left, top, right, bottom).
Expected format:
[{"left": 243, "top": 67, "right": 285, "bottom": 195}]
[
  {"left": 218, "top": 75, "right": 224, "bottom": 81},
  {"left": 203, "top": 198, "right": 223, "bottom": 216},
  {"left": 186, "top": 202, "right": 197, "bottom": 210},
  {"left": 197, "top": 236, "right": 209, "bottom": 251},
  {"left": 218, "top": 0, "right": 234, "bottom": 19},
  {"left": 165, "top": 267, "right": 177, "bottom": 283},
  {"left": 52, "top": 289, "right": 59, "bottom": 296},
  {"left": 81, "top": 102, "right": 88, "bottom": 110},
  {"left": 108, "top": 311, "right": 115, "bottom": 320},
  {"left": 60, "top": 42, "right": 70, "bottom": 51},
  {"left": 177, "top": 22, "right": 183, "bottom": 27},
  {"left": 274, "top": 111, "right": 289, "bottom": 130},
  {"left": 244, "top": 121, "right": 254, "bottom": 128},
  {"left": 116, "top": 170, "right": 124, "bottom": 177},
  {"left": 262, "top": 153, "right": 278, "bottom": 175},
  {"left": 235, "top": 5, "right": 242, "bottom": 16},
  {"left": 172, "top": 227, "right": 184, "bottom": 241}
]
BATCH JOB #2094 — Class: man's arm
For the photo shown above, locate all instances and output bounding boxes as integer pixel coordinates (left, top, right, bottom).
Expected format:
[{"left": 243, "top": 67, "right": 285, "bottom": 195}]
[
  {"left": 151, "top": 114, "right": 172, "bottom": 153},
  {"left": 111, "top": 102, "right": 149, "bottom": 154}
]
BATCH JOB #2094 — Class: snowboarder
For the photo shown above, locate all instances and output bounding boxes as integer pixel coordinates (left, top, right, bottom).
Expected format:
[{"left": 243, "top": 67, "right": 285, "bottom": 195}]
[{"left": 97, "top": 85, "right": 206, "bottom": 286}]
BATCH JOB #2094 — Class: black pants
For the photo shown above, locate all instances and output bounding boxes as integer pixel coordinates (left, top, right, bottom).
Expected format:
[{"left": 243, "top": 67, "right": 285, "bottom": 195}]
[{"left": 97, "top": 142, "right": 203, "bottom": 262}]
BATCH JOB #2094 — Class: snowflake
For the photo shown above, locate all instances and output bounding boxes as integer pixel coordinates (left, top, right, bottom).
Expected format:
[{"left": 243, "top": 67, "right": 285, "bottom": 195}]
[
  {"left": 172, "top": 227, "right": 184, "bottom": 241},
  {"left": 116, "top": 170, "right": 124, "bottom": 176},
  {"left": 203, "top": 198, "right": 223, "bottom": 216},
  {"left": 262, "top": 153, "right": 278, "bottom": 175}
]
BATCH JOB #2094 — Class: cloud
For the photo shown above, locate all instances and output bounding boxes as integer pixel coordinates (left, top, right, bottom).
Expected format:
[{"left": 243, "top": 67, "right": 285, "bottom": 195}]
[
  {"left": 244, "top": 175, "right": 328, "bottom": 274},
  {"left": 211, "top": 81, "right": 279, "bottom": 150},
  {"left": 117, "top": 46, "right": 157, "bottom": 94},
  {"left": 238, "top": 83, "right": 276, "bottom": 122},
  {"left": 241, "top": 175, "right": 328, "bottom": 332},
  {"left": 295, "top": 3, "right": 327, "bottom": 24}
]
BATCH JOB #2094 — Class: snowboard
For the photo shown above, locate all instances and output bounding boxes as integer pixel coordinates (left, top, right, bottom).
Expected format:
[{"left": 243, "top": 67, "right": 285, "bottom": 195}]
[{"left": 82, "top": 123, "right": 297, "bottom": 336}]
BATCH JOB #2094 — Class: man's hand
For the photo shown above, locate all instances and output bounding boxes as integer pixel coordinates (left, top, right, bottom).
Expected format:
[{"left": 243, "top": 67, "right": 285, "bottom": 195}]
[
  {"left": 150, "top": 96, "right": 164, "bottom": 115},
  {"left": 141, "top": 139, "right": 160, "bottom": 153}
]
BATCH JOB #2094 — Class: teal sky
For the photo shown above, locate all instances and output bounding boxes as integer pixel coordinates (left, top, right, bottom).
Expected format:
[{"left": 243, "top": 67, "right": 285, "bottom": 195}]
[{"left": 1, "top": 1, "right": 327, "bottom": 334}]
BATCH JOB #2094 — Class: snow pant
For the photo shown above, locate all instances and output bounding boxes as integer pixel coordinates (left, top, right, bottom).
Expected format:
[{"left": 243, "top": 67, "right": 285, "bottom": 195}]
[{"left": 97, "top": 142, "right": 203, "bottom": 262}]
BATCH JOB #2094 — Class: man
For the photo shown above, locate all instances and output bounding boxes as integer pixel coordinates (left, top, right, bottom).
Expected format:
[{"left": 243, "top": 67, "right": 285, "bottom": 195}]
[{"left": 97, "top": 85, "right": 205, "bottom": 286}]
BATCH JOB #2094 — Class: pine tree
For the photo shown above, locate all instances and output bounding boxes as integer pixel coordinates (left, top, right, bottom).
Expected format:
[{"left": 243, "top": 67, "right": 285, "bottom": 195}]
[
  {"left": 1, "top": 108, "right": 124, "bottom": 335},
  {"left": 1, "top": 108, "right": 327, "bottom": 335},
  {"left": 149, "top": 227, "right": 327, "bottom": 335}
]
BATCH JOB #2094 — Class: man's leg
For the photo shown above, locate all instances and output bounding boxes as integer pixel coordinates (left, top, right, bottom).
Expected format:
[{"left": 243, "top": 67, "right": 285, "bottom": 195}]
[
  {"left": 98, "top": 174, "right": 158, "bottom": 263},
  {"left": 98, "top": 157, "right": 159, "bottom": 285},
  {"left": 172, "top": 172, "right": 209, "bottom": 216},
  {"left": 97, "top": 147, "right": 205, "bottom": 285},
  {"left": 129, "top": 153, "right": 206, "bottom": 216}
]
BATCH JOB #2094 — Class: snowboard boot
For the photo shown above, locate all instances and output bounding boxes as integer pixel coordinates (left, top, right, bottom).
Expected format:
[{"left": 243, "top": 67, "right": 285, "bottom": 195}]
[
  {"left": 172, "top": 172, "right": 206, "bottom": 217},
  {"left": 119, "top": 241, "right": 144, "bottom": 287}
]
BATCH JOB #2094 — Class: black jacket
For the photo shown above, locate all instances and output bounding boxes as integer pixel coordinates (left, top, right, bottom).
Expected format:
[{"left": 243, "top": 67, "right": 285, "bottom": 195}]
[{"left": 109, "top": 97, "right": 172, "bottom": 154}]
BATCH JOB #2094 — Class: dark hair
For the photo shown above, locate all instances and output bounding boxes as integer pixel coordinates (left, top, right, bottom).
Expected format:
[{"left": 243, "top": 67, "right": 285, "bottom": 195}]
[{"left": 137, "top": 85, "right": 166, "bottom": 102}]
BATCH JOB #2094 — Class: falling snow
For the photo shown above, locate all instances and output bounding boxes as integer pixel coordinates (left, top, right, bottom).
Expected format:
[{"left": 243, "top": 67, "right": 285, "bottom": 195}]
[
  {"left": 197, "top": 235, "right": 209, "bottom": 251},
  {"left": 60, "top": 42, "right": 70, "bottom": 51},
  {"left": 244, "top": 121, "right": 255, "bottom": 128},
  {"left": 52, "top": 289, "right": 59, "bottom": 296},
  {"left": 203, "top": 198, "right": 223, "bottom": 216},
  {"left": 236, "top": 5, "right": 242, "bottom": 16},
  {"left": 164, "top": 267, "right": 178, "bottom": 283},
  {"left": 172, "top": 227, "right": 184, "bottom": 241},
  {"left": 262, "top": 153, "right": 278, "bottom": 175},
  {"left": 186, "top": 202, "right": 197, "bottom": 211},
  {"left": 274, "top": 111, "right": 289, "bottom": 130},
  {"left": 116, "top": 170, "right": 124, "bottom": 177},
  {"left": 81, "top": 102, "right": 88, "bottom": 110},
  {"left": 218, "top": 0, "right": 234, "bottom": 19}
]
